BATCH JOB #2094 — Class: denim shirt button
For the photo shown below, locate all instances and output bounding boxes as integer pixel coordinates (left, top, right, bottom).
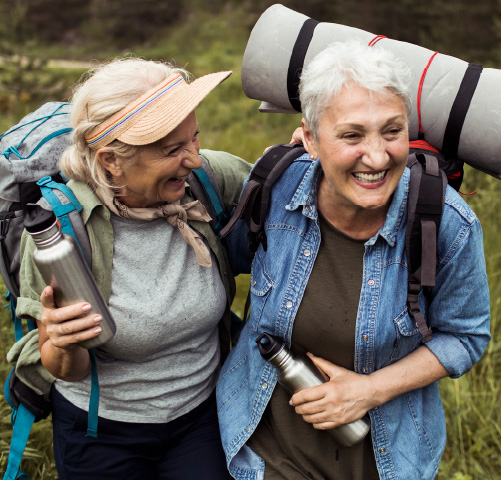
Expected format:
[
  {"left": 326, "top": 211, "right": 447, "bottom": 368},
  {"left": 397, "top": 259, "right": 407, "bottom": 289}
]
[
  {"left": 252, "top": 280, "right": 257, "bottom": 286},
  {"left": 362, "top": 368, "right": 368, "bottom": 373},
  {"left": 304, "top": 249, "right": 311, "bottom": 257},
  {"left": 362, "top": 334, "right": 369, "bottom": 341},
  {"left": 261, "top": 382, "right": 268, "bottom": 389},
  {"left": 306, "top": 205, "right": 313, "bottom": 212},
  {"left": 286, "top": 301, "right": 293, "bottom": 308},
  {"left": 379, "top": 447, "right": 386, "bottom": 453},
  {"left": 368, "top": 279, "right": 375, "bottom": 286},
  {"left": 246, "top": 425, "right": 251, "bottom": 432}
]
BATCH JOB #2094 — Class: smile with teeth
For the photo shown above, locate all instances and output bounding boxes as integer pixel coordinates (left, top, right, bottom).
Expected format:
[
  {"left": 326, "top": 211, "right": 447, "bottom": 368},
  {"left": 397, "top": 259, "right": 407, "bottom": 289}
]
[{"left": 352, "top": 170, "right": 388, "bottom": 183}]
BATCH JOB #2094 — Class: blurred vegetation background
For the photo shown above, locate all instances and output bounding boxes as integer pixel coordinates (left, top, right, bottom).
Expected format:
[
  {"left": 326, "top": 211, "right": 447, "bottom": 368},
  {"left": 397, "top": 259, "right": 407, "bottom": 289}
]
[{"left": 0, "top": 0, "right": 500, "bottom": 478}]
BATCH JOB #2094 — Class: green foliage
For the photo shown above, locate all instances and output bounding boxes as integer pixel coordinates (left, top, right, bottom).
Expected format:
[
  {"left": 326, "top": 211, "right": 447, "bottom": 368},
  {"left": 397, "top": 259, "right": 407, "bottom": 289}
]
[
  {"left": 436, "top": 167, "right": 501, "bottom": 478},
  {"left": 85, "top": 0, "right": 182, "bottom": 48}
]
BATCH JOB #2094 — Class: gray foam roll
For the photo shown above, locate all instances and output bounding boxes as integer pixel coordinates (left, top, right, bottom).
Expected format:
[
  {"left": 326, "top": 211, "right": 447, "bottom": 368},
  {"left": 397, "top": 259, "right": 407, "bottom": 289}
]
[{"left": 242, "top": 4, "right": 501, "bottom": 179}]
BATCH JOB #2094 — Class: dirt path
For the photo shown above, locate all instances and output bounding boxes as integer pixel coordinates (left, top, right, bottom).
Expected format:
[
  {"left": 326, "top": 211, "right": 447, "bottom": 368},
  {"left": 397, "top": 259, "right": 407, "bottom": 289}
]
[
  {"left": 0, "top": 56, "right": 93, "bottom": 69},
  {"left": 46, "top": 59, "right": 94, "bottom": 68}
]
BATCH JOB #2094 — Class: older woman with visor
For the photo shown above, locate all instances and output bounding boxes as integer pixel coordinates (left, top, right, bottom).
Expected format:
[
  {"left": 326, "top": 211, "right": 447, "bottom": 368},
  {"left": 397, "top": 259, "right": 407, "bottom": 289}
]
[
  {"left": 217, "top": 41, "right": 490, "bottom": 480},
  {"left": 16, "top": 58, "right": 252, "bottom": 480}
]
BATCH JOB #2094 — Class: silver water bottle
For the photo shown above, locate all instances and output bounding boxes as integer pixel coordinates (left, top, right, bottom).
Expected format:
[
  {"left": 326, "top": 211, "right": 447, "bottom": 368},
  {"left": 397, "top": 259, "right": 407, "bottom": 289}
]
[
  {"left": 24, "top": 204, "right": 116, "bottom": 349},
  {"left": 256, "top": 332, "right": 370, "bottom": 447}
]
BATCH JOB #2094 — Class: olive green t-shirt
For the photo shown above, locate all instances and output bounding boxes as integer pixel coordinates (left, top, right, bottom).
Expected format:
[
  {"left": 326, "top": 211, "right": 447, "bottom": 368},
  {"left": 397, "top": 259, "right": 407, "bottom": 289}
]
[{"left": 248, "top": 213, "right": 379, "bottom": 480}]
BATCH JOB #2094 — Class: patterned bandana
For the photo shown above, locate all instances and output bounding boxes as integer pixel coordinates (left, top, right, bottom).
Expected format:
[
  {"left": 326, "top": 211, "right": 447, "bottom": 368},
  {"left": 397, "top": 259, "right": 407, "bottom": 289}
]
[{"left": 94, "top": 186, "right": 213, "bottom": 267}]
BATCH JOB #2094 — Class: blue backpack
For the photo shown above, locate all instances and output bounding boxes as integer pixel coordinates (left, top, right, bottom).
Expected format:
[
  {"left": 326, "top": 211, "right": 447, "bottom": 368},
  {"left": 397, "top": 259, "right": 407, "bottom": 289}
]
[{"left": 0, "top": 102, "right": 228, "bottom": 480}]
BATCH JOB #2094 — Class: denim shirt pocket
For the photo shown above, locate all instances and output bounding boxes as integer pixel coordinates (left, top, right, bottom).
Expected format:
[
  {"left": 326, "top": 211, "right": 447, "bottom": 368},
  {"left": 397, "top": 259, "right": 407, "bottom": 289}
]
[
  {"left": 390, "top": 307, "right": 421, "bottom": 363},
  {"left": 249, "top": 251, "right": 274, "bottom": 331}
]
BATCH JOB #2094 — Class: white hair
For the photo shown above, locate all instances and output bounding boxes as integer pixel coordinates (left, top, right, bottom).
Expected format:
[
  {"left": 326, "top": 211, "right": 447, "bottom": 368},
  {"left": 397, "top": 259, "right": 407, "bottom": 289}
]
[{"left": 299, "top": 41, "right": 412, "bottom": 139}]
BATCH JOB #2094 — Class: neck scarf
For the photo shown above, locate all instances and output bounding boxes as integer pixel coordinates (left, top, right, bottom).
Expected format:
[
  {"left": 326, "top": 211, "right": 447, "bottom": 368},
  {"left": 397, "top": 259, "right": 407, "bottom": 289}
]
[{"left": 94, "top": 186, "right": 213, "bottom": 267}]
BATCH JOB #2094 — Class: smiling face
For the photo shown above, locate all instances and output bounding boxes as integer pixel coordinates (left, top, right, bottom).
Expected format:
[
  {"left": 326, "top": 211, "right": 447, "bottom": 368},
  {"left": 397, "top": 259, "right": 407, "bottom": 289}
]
[
  {"left": 304, "top": 84, "right": 409, "bottom": 222},
  {"left": 99, "top": 111, "right": 202, "bottom": 208}
]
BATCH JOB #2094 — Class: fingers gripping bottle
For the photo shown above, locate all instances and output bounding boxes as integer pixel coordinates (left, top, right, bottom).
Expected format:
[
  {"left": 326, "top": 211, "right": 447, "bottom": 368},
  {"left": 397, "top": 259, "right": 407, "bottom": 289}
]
[
  {"left": 256, "top": 332, "right": 370, "bottom": 447},
  {"left": 24, "top": 204, "right": 116, "bottom": 348}
]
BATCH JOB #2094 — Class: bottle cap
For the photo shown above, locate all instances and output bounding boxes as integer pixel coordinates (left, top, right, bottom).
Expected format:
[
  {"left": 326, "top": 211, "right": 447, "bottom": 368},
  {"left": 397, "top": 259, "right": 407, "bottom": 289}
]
[
  {"left": 24, "top": 204, "right": 58, "bottom": 233},
  {"left": 256, "top": 332, "right": 285, "bottom": 360}
]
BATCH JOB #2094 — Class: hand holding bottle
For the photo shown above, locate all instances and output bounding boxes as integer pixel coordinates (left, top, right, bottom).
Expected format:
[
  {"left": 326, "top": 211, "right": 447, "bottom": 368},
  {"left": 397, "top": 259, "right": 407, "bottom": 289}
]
[
  {"left": 256, "top": 333, "right": 370, "bottom": 447},
  {"left": 288, "top": 353, "right": 375, "bottom": 432},
  {"left": 40, "top": 286, "right": 104, "bottom": 351}
]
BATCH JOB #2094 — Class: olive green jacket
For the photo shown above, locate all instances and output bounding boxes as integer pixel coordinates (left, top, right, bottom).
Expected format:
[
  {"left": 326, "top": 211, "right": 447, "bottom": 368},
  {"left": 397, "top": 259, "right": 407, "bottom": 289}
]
[{"left": 10, "top": 149, "right": 251, "bottom": 397}]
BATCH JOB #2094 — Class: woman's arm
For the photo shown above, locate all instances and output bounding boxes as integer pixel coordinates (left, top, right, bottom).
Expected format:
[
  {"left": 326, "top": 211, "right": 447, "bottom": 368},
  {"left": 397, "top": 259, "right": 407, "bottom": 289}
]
[
  {"left": 290, "top": 346, "right": 448, "bottom": 430},
  {"left": 37, "top": 286, "right": 102, "bottom": 381}
]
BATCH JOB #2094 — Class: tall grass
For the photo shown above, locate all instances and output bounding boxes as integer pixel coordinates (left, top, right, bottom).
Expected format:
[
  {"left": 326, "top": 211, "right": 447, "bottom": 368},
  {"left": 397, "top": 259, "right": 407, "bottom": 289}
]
[{"left": 437, "top": 169, "right": 501, "bottom": 479}]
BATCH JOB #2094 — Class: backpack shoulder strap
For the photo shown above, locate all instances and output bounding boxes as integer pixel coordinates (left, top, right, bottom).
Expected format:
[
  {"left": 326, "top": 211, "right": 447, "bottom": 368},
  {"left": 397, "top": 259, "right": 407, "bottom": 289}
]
[
  {"left": 36, "top": 175, "right": 98, "bottom": 438},
  {"left": 188, "top": 155, "right": 227, "bottom": 236},
  {"left": 36, "top": 176, "right": 92, "bottom": 267},
  {"left": 220, "top": 143, "right": 306, "bottom": 252},
  {"left": 3, "top": 369, "right": 38, "bottom": 480},
  {"left": 406, "top": 152, "right": 447, "bottom": 343}
]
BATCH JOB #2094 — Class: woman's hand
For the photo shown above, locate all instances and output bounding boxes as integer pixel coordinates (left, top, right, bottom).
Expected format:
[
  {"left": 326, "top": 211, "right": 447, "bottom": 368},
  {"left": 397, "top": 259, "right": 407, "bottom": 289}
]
[
  {"left": 37, "top": 286, "right": 99, "bottom": 381},
  {"left": 40, "top": 286, "right": 103, "bottom": 350},
  {"left": 288, "top": 127, "right": 305, "bottom": 146},
  {"left": 290, "top": 347, "right": 449, "bottom": 430},
  {"left": 289, "top": 354, "right": 376, "bottom": 430}
]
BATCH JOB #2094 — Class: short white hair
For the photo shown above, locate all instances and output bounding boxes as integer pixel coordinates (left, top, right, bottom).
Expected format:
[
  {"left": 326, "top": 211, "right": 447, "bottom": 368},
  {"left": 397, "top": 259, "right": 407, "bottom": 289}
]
[{"left": 299, "top": 40, "right": 412, "bottom": 139}]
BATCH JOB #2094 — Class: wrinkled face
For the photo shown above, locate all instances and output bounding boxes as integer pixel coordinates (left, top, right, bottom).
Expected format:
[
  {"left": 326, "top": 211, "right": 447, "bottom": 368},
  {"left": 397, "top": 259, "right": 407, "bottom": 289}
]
[
  {"left": 304, "top": 84, "right": 409, "bottom": 213},
  {"left": 108, "top": 111, "right": 202, "bottom": 208}
]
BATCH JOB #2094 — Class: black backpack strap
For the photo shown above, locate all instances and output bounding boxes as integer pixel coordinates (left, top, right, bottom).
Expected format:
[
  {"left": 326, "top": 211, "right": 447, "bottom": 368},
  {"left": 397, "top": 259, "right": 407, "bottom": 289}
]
[
  {"left": 442, "top": 63, "right": 483, "bottom": 160},
  {"left": 220, "top": 143, "right": 306, "bottom": 252},
  {"left": 286, "top": 18, "right": 319, "bottom": 112},
  {"left": 406, "top": 153, "right": 447, "bottom": 343},
  {"left": 435, "top": 63, "right": 483, "bottom": 191},
  {"left": 7, "top": 368, "right": 51, "bottom": 422}
]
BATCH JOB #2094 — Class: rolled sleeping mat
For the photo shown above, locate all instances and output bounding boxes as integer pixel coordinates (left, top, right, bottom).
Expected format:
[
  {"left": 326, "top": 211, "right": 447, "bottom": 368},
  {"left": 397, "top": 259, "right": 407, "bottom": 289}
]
[{"left": 242, "top": 4, "right": 501, "bottom": 179}]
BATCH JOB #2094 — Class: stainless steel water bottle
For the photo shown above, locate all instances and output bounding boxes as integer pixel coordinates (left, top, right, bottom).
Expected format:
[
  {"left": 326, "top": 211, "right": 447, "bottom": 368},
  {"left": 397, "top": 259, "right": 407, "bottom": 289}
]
[
  {"left": 24, "top": 204, "right": 116, "bottom": 349},
  {"left": 256, "top": 332, "right": 370, "bottom": 447}
]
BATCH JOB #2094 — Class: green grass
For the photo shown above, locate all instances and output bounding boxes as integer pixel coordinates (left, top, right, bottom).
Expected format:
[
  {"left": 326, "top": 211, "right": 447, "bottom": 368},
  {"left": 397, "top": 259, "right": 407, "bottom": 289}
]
[{"left": 436, "top": 168, "right": 501, "bottom": 478}]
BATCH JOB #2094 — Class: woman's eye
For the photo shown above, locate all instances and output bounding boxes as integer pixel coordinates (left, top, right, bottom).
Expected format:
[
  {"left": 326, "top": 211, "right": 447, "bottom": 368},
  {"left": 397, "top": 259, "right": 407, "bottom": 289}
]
[
  {"left": 385, "top": 128, "right": 403, "bottom": 138},
  {"left": 164, "top": 146, "right": 181, "bottom": 156},
  {"left": 343, "top": 132, "right": 361, "bottom": 141}
]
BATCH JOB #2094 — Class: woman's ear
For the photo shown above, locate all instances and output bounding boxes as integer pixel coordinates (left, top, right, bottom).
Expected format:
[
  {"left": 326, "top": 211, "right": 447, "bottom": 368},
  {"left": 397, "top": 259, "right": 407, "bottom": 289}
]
[
  {"left": 301, "top": 118, "right": 318, "bottom": 160},
  {"left": 97, "top": 148, "right": 122, "bottom": 177}
]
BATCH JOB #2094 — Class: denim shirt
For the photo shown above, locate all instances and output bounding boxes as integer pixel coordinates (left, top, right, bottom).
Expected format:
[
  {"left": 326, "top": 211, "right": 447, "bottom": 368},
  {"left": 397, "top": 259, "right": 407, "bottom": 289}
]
[{"left": 217, "top": 154, "right": 490, "bottom": 480}]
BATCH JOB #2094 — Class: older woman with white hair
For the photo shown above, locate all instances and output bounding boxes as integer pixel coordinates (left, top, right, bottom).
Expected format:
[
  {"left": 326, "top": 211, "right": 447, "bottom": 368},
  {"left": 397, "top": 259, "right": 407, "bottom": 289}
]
[
  {"left": 17, "top": 58, "right": 252, "bottom": 479},
  {"left": 217, "top": 41, "right": 490, "bottom": 480}
]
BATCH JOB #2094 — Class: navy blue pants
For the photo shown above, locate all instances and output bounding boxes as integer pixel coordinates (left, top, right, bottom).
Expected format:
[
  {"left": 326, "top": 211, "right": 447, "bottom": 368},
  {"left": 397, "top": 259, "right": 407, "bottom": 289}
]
[{"left": 51, "top": 387, "right": 232, "bottom": 480}]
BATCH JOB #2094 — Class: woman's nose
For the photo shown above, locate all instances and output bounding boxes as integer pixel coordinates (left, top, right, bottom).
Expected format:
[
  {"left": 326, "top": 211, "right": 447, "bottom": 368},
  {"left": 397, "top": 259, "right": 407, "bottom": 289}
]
[
  {"left": 363, "top": 138, "right": 389, "bottom": 168},
  {"left": 182, "top": 143, "right": 202, "bottom": 170}
]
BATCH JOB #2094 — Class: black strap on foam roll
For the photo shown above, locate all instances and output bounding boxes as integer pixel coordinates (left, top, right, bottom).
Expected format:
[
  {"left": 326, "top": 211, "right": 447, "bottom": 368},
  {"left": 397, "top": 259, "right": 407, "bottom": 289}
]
[
  {"left": 287, "top": 18, "right": 319, "bottom": 112},
  {"left": 442, "top": 63, "right": 483, "bottom": 158}
]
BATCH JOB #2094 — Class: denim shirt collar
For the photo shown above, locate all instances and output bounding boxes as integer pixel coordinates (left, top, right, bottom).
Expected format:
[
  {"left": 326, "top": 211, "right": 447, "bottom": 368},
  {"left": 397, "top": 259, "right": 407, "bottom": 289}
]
[
  {"left": 286, "top": 155, "right": 322, "bottom": 220},
  {"left": 287, "top": 157, "right": 410, "bottom": 248}
]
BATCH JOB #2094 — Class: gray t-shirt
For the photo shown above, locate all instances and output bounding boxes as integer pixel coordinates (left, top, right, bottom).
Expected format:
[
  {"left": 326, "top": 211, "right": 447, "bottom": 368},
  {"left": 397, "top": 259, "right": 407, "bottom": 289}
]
[{"left": 55, "top": 214, "right": 226, "bottom": 423}]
